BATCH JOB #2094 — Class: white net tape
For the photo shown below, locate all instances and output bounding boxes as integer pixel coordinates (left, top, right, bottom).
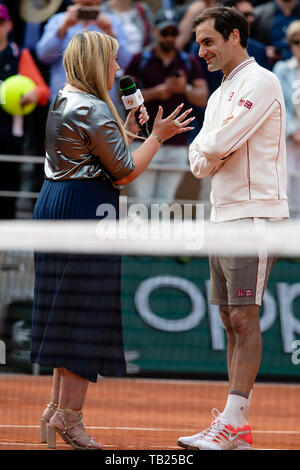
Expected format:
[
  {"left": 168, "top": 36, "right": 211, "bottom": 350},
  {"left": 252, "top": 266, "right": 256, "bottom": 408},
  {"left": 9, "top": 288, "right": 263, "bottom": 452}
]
[{"left": 0, "top": 218, "right": 297, "bottom": 257}]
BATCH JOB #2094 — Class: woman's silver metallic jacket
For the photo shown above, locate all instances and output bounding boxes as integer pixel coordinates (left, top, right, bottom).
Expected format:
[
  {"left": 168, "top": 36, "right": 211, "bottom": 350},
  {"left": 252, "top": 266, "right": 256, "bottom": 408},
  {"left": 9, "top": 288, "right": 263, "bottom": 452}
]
[{"left": 44, "top": 89, "right": 135, "bottom": 184}]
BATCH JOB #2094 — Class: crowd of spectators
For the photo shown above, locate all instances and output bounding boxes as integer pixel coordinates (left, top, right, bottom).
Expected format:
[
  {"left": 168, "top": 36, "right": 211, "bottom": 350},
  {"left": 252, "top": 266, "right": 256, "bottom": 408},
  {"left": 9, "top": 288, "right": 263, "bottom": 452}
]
[{"left": 1, "top": 0, "right": 300, "bottom": 217}]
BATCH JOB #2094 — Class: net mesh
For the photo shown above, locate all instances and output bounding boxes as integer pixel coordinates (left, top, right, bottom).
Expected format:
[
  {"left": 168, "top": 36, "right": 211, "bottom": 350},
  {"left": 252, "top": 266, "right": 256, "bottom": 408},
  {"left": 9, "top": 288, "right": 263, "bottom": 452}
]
[{"left": 0, "top": 217, "right": 299, "bottom": 450}]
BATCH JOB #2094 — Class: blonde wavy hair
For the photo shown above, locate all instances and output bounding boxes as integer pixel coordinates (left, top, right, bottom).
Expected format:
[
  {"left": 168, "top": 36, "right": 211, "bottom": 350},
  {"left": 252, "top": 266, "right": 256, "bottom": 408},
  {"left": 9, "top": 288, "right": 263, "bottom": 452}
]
[
  {"left": 63, "top": 31, "right": 129, "bottom": 144},
  {"left": 286, "top": 20, "right": 300, "bottom": 45}
]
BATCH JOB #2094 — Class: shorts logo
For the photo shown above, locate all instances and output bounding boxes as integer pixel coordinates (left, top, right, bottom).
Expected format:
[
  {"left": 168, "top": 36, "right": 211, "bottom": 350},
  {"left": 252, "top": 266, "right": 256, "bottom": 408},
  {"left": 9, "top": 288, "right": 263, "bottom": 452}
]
[
  {"left": 238, "top": 99, "right": 253, "bottom": 109},
  {"left": 236, "top": 289, "right": 253, "bottom": 297}
]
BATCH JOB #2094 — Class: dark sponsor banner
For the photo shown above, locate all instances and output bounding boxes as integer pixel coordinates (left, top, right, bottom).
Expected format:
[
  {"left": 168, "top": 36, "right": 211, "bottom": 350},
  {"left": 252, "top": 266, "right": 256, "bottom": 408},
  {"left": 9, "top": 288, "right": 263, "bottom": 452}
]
[
  {"left": 122, "top": 257, "right": 300, "bottom": 377},
  {"left": 1, "top": 256, "right": 300, "bottom": 378}
]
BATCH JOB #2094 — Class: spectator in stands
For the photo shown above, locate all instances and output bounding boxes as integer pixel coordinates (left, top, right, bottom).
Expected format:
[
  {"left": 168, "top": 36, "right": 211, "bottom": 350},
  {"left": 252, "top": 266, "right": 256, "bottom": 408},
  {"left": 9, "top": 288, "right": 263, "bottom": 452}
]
[
  {"left": 101, "top": 0, "right": 154, "bottom": 55},
  {"left": 1, "top": 1, "right": 72, "bottom": 51},
  {"left": 125, "top": 9, "right": 209, "bottom": 204},
  {"left": 1, "top": 0, "right": 72, "bottom": 167},
  {"left": 175, "top": 0, "right": 208, "bottom": 52},
  {"left": 0, "top": 4, "right": 50, "bottom": 219},
  {"left": 251, "top": 0, "right": 300, "bottom": 65},
  {"left": 223, "top": 0, "right": 271, "bottom": 68},
  {"left": 273, "top": 20, "right": 300, "bottom": 217},
  {"left": 35, "top": 0, "right": 131, "bottom": 111},
  {"left": 0, "top": 1, "right": 73, "bottom": 212}
]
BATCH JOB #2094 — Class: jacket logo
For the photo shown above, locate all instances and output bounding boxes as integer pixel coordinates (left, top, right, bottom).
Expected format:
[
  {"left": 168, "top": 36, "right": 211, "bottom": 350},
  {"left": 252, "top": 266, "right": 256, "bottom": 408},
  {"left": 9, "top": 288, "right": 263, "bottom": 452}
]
[
  {"left": 228, "top": 92, "right": 234, "bottom": 101},
  {"left": 238, "top": 99, "right": 253, "bottom": 109},
  {"left": 237, "top": 289, "right": 253, "bottom": 297}
]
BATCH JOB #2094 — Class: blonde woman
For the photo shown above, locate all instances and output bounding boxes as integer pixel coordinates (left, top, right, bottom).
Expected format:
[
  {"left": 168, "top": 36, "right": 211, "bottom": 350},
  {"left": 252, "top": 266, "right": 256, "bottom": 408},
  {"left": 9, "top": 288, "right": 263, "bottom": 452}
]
[{"left": 31, "top": 31, "right": 194, "bottom": 451}]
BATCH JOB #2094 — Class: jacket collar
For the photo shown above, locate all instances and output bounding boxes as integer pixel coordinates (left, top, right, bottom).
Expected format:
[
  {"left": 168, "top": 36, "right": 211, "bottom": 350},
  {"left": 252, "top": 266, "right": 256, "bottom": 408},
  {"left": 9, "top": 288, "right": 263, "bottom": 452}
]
[{"left": 224, "top": 57, "right": 256, "bottom": 82}]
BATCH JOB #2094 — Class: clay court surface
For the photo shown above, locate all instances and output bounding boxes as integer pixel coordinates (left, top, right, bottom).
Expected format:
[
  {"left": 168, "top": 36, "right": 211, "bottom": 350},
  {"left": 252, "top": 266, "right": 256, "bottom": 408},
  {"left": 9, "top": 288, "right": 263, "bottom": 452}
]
[{"left": 0, "top": 374, "right": 299, "bottom": 451}]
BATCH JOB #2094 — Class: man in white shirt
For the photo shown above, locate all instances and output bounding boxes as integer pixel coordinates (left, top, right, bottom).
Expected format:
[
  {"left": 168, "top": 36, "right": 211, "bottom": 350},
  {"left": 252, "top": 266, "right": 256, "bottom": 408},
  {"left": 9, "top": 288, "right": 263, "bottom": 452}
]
[{"left": 177, "top": 5, "right": 289, "bottom": 451}]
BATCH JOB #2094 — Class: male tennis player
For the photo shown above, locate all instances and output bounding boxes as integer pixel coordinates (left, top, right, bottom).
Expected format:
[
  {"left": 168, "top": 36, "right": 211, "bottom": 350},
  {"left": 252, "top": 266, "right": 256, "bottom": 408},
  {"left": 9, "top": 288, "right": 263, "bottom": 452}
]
[{"left": 178, "top": 5, "right": 289, "bottom": 450}]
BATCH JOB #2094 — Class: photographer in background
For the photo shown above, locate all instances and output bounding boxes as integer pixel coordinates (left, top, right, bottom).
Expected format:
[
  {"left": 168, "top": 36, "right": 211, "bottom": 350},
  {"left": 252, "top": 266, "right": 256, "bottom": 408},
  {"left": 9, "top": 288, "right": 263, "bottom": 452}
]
[
  {"left": 35, "top": 0, "right": 132, "bottom": 109},
  {"left": 125, "top": 9, "right": 209, "bottom": 204}
]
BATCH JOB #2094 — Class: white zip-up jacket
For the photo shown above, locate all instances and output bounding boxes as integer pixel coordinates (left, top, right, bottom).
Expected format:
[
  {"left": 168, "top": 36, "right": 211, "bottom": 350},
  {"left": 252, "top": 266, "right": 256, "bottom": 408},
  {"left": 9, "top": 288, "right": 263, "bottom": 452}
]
[{"left": 189, "top": 57, "right": 289, "bottom": 222}]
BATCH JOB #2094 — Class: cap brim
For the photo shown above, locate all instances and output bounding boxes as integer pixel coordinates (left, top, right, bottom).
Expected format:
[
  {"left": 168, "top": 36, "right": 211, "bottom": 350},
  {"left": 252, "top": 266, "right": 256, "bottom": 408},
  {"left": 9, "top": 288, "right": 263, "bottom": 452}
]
[
  {"left": 156, "top": 21, "right": 178, "bottom": 31},
  {"left": 19, "top": 0, "right": 63, "bottom": 24}
]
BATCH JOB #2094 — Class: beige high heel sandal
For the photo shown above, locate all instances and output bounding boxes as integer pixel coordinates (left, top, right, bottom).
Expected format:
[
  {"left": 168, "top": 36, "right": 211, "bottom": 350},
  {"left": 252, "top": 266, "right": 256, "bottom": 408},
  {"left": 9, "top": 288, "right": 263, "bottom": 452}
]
[
  {"left": 40, "top": 401, "right": 58, "bottom": 443},
  {"left": 47, "top": 407, "right": 102, "bottom": 450}
]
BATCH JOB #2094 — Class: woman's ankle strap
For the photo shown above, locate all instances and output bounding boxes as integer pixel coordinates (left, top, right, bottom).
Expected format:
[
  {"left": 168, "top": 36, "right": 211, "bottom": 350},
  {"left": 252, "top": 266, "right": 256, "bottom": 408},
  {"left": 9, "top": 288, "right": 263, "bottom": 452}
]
[
  {"left": 56, "top": 407, "right": 82, "bottom": 416},
  {"left": 47, "top": 401, "right": 58, "bottom": 409}
]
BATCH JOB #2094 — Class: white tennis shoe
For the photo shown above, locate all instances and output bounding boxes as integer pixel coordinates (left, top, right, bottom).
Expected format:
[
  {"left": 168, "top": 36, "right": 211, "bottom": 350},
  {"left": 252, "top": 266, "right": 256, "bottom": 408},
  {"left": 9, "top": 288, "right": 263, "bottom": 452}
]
[{"left": 177, "top": 409, "right": 252, "bottom": 450}]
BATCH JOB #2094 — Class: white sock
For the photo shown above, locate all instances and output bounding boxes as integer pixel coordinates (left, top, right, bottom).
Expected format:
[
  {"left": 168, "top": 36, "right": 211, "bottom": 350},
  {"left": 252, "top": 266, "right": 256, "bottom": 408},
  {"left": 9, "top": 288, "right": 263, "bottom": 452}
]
[
  {"left": 239, "top": 389, "right": 253, "bottom": 427},
  {"left": 221, "top": 393, "right": 249, "bottom": 429}
]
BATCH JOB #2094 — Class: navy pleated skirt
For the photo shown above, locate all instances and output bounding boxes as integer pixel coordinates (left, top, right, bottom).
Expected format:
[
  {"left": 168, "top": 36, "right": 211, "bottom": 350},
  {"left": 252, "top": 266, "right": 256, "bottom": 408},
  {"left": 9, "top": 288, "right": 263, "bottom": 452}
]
[{"left": 30, "top": 178, "right": 126, "bottom": 382}]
